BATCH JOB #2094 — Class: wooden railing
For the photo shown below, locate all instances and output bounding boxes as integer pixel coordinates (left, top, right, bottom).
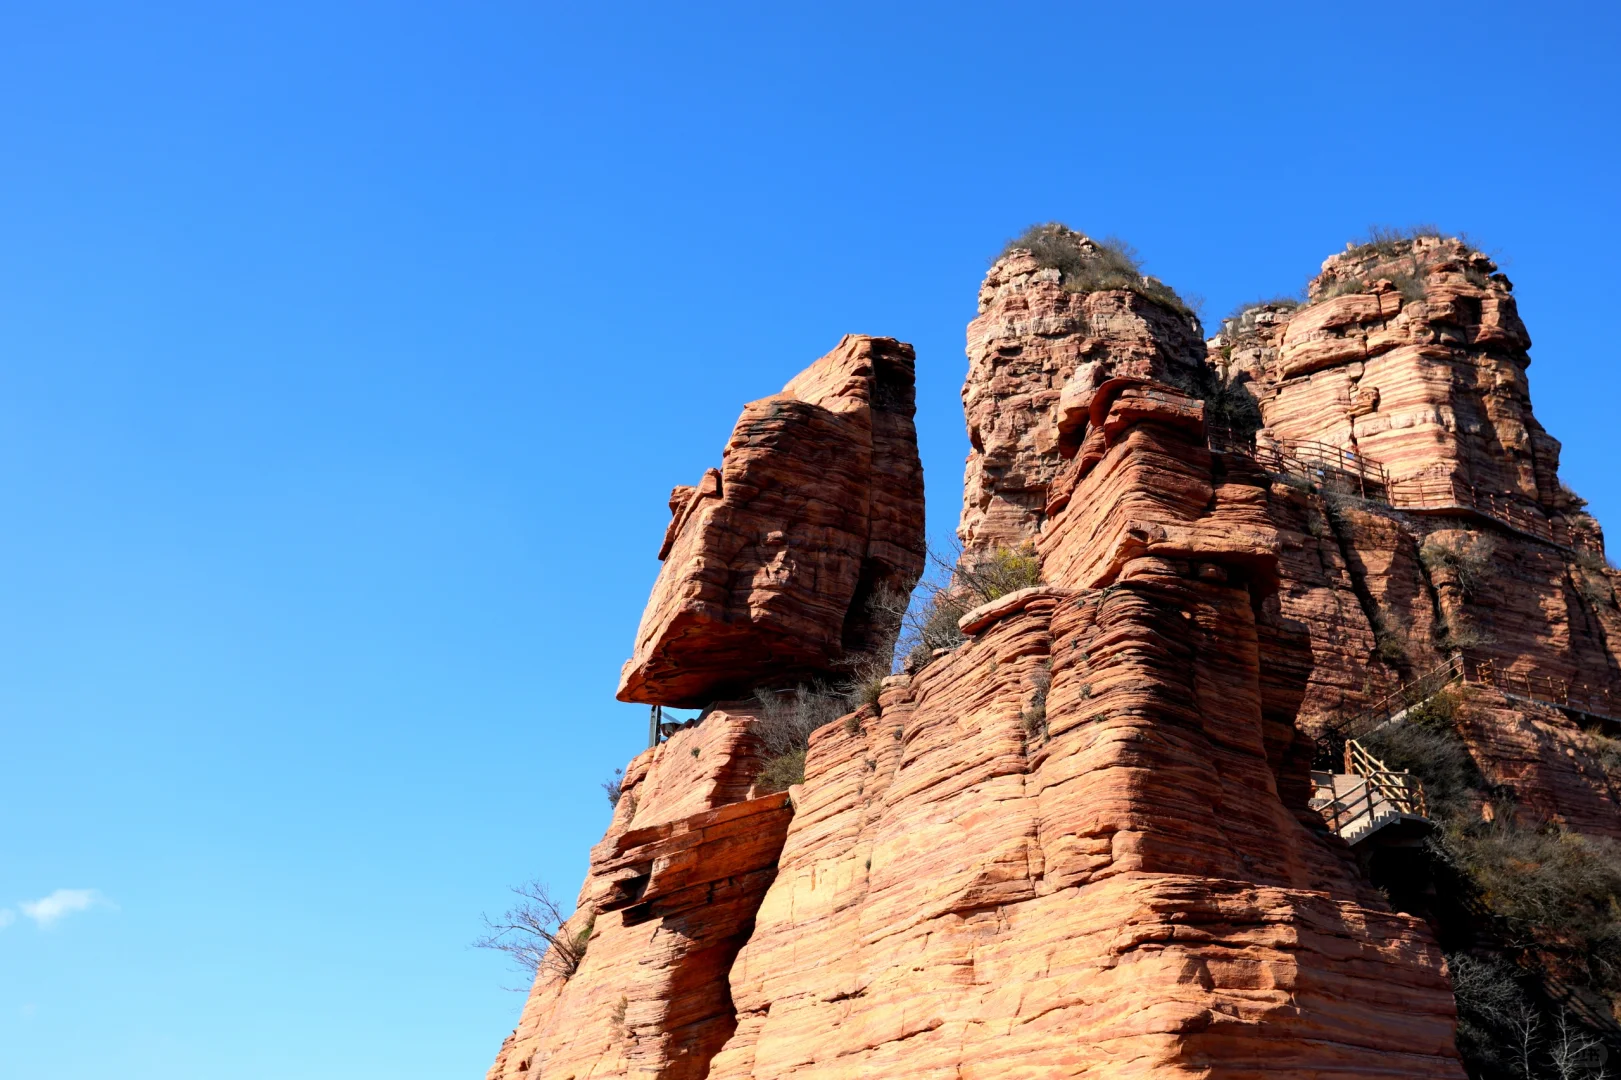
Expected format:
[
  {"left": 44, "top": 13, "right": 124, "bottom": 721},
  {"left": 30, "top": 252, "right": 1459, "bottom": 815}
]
[
  {"left": 1386, "top": 466, "right": 1601, "bottom": 554},
  {"left": 1208, "top": 430, "right": 1600, "bottom": 555},
  {"left": 1312, "top": 740, "right": 1428, "bottom": 843},
  {"left": 1468, "top": 656, "right": 1621, "bottom": 726},
  {"left": 1315, "top": 654, "right": 1621, "bottom": 770},
  {"left": 1347, "top": 741, "right": 1429, "bottom": 817},
  {"left": 1314, "top": 656, "right": 1466, "bottom": 768},
  {"left": 1209, "top": 429, "right": 1389, "bottom": 499}
]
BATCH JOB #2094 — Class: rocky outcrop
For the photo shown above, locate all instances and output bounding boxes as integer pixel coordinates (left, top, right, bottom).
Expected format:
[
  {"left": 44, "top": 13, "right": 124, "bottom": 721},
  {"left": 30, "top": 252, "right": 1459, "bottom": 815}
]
[
  {"left": 618, "top": 335, "right": 926, "bottom": 707},
  {"left": 1264, "top": 237, "right": 1562, "bottom": 506},
  {"left": 1216, "top": 237, "right": 1621, "bottom": 742},
  {"left": 706, "top": 381, "right": 1463, "bottom": 1078},
  {"left": 489, "top": 231, "right": 1621, "bottom": 1078},
  {"left": 487, "top": 709, "right": 791, "bottom": 1080},
  {"left": 960, "top": 233, "right": 1208, "bottom": 557}
]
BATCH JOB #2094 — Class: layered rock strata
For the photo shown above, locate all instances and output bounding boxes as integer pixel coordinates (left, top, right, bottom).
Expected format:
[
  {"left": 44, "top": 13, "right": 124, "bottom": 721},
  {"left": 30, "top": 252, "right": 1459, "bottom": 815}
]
[
  {"left": 702, "top": 380, "right": 1463, "bottom": 1077},
  {"left": 618, "top": 334, "right": 926, "bottom": 707},
  {"left": 1215, "top": 239, "right": 1621, "bottom": 753},
  {"left": 960, "top": 234, "right": 1208, "bottom": 557},
  {"left": 487, "top": 709, "right": 791, "bottom": 1080},
  {"left": 1263, "top": 237, "right": 1562, "bottom": 506},
  {"left": 490, "top": 232, "right": 1621, "bottom": 1077}
]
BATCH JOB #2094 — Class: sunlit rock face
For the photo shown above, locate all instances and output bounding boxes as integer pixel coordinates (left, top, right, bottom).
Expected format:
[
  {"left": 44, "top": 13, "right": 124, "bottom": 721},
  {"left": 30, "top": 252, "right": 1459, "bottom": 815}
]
[
  {"left": 489, "top": 231, "right": 1621, "bottom": 1080},
  {"left": 960, "top": 231, "right": 1208, "bottom": 558},
  {"left": 618, "top": 334, "right": 926, "bottom": 708}
]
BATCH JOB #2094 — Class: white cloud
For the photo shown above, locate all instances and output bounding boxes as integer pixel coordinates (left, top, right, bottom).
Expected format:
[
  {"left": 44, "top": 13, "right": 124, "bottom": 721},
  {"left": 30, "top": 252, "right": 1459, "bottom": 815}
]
[
  {"left": 0, "top": 909, "right": 13, "bottom": 930},
  {"left": 18, "top": 889, "right": 104, "bottom": 928}
]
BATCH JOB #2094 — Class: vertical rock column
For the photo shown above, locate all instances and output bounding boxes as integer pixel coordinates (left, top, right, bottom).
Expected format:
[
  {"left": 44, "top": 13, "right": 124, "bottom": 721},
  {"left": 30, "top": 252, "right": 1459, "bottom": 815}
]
[{"left": 960, "top": 229, "right": 1208, "bottom": 558}]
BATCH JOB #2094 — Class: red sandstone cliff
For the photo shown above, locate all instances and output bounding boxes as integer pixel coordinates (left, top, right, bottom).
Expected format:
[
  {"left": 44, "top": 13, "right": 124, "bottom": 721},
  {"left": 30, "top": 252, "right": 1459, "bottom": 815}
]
[
  {"left": 618, "top": 334, "right": 925, "bottom": 707},
  {"left": 487, "top": 230, "right": 1621, "bottom": 1078}
]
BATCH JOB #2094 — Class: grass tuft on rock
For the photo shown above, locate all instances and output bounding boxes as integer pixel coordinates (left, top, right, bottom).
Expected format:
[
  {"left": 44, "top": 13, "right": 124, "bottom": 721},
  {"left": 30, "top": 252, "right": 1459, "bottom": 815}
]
[{"left": 997, "top": 223, "right": 1197, "bottom": 320}]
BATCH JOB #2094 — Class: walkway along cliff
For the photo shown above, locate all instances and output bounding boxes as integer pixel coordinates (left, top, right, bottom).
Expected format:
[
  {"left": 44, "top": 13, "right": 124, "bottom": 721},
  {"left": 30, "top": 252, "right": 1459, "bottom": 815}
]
[{"left": 487, "top": 228, "right": 1621, "bottom": 1079}]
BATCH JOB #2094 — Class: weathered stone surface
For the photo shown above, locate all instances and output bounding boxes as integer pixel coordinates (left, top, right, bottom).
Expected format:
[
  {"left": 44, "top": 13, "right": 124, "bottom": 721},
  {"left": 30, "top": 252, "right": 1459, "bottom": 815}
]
[
  {"left": 618, "top": 335, "right": 926, "bottom": 707},
  {"left": 1451, "top": 686, "right": 1621, "bottom": 841},
  {"left": 960, "top": 238, "right": 1208, "bottom": 557},
  {"left": 489, "top": 232, "right": 1621, "bottom": 1079},
  {"left": 1218, "top": 237, "right": 1621, "bottom": 746},
  {"left": 486, "top": 709, "right": 791, "bottom": 1080},
  {"left": 1243, "top": 236, "right": 1568, "bottom": 514},
  {"left": 697, "top": 381, "right": 1463, "bottom": 1078}
]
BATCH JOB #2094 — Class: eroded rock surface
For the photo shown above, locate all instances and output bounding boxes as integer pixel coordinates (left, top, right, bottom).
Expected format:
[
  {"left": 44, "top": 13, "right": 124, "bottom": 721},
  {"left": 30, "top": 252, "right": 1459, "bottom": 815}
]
[
  {"left": 707, "top": 381, "right": 1463, "bottom": 1078},
  {"left": 487, "top": 709, "right": 790, "bottom": 1080},
  {"left": 618, "top": 334, "right": 926, "bottom": 707},
  {"left": 490, "top": 233, "right": 1621, "bottom": 1078},
  {"left": 960, "top": 235, "right": 1208, "bottom": 557}
]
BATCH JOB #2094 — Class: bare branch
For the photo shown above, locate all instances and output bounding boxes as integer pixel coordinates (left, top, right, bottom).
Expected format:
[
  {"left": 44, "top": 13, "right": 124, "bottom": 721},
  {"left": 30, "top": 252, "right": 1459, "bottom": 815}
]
[{"left": 473, "top": 881, "right": 593, "bottom": 984}]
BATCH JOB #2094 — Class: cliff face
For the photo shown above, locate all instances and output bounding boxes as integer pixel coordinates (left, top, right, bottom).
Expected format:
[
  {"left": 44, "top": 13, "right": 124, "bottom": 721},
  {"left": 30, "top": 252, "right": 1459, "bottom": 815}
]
[
  {"left": 619, "top": 334, "right": 926, "bottom": 707},
  {"left": 705, "top": 381, "right": 1460, "bottom": 1078},
  {"left": 488, "top": 232, "right": 1621, "bottom": 1078},
  {"left": 959, "top": 238, "right": 1208, "bottom": 557},
  {"left": 1218, "top": 238, "right": 1621, "bottom": 816}
]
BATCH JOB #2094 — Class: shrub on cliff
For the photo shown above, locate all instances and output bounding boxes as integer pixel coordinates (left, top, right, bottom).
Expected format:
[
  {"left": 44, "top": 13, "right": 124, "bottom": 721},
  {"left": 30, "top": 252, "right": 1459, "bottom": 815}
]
[
  {"left": 602, "top": 767, "right": 624, "bottom": 807},
  {"left": 1420, "top": 533, "right": 1498, "bottom": 598},
  {"left": 901, "top": 543, "right": 1044, "bottom": 671},
  {"left": 1165, "top": 360, "right": 1264, "bottom": 443},
  {"left": 751, "top": 681, "right": 858, "bottom": 792},
  {"left": 1362, "top": 689, "right": 1621, "bottom": 1070},
  {"left": 1359, "top": 692, "right": 1483, "bottom": 819},
  {"left": 998, "top": 223, "right": 1196, "bottom": 319},
  {"left": 474, "top": 881, "right": 593, "bottom": 984},
  {"left": 1223, "top": 295, "right": 1302, "bottom": 324},
  {"left": 956, "top": 544, "right": 1041, "bottom": 602},
  {"left": 754, "top": 747, "right": 807, "bottom": 792},
  {"left": 1351, "top": 223, "right": 1443, "bottom": 259}
]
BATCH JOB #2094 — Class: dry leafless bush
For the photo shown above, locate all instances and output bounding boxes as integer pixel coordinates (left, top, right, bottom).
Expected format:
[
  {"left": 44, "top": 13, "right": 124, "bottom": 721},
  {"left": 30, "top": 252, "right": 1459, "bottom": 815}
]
[
  {"left": 474, "top": 881, "right": 593, "bottom": 985},
  {"left": 998, "top": 223, "right": 1196, "bottom": 319},
  {"left": 1421, "top": 532, "right": 1498, "bottom": 598},
  {"left": 897, "top": 541, "right": 1044, "bottom": 672}
]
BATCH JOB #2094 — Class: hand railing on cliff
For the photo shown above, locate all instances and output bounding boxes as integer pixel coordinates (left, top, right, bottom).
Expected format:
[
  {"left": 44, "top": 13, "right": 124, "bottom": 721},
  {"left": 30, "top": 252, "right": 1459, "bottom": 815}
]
[
  {"left": 1208, "top": 428, "right": 1389, "bottom": 499},
  {"left": 1314, "top": 656, "right": 1467, "bottom": 768},
  {"left": 1311, "top": 741, "right": 1428, "bottom": 843},
  {"left": 1208, "top": 430, "right": 1600, "bottom": 556},
  {"left": 1468, "top": 656, "right": 1621, "bottom": 728},
  {"left": 1314, "top": 654, "right": 1621, "bottom": 770},
  {"left": 1385, "top": 466, "right": 1601, "bottom": 554}
]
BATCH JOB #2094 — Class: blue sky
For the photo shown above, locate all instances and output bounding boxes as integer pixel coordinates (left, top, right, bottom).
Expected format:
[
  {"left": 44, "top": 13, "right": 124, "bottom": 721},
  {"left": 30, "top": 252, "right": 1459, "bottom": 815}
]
[{"left": 1, "top": 2, "right": 1617, "bottom": 1077}]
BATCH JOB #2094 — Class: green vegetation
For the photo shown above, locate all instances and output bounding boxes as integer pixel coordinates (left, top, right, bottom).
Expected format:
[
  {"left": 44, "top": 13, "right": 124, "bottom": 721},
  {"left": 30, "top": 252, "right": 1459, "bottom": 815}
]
[
  {"left": 903, "top": 543, "right": 1043, "bottom": 672},
  {"left": 998, "top": 223, "right": 1197, "bottom": 319},
  {"left": 755, "top": 746, "right": 807, "bottom": 792}
]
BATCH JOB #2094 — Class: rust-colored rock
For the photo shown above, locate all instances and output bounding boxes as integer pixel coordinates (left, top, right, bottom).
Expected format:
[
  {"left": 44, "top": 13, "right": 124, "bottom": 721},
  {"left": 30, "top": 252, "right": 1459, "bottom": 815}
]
[
  {"left": 489, "top": 231, "right": 1621, "bottom": 1078},
  {"left": 486, "top": 709, "right": 791, "bottom": 1080},
  {"left": 960, "top": 232, "right": 1208, "bottom": 557},
  {"left": 618, "top": 334, "right": 926, "bottom": 707},
  {"left": 707, "top": 381, "right": 1462, "bottom": 1077}
]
